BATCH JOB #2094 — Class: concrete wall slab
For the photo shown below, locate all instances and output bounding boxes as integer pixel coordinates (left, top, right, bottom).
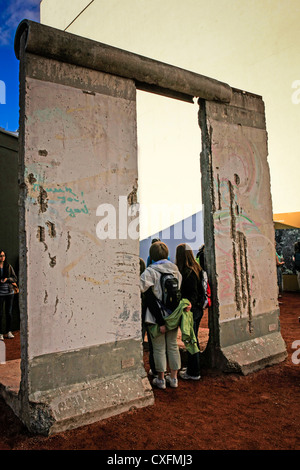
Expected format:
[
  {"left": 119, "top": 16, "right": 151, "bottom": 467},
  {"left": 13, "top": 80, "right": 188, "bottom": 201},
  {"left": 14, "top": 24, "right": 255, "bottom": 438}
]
[
  {"left": 13, "top": 32, "right": 154, "bottom": 433},
  {"left": 199, "top": 90, "right": 287, "bottom": 373}
]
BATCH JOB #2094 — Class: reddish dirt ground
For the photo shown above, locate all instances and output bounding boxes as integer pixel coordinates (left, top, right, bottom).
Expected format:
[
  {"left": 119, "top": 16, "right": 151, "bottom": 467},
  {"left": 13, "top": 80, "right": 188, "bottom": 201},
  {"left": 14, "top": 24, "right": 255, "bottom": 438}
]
[{"left": 0, "top": 292, "right": 299, "bottom": 451}]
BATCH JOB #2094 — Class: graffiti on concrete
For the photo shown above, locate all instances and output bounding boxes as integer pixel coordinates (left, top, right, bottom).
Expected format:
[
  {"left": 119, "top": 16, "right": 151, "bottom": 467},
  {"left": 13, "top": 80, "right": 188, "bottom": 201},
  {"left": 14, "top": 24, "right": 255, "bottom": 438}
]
[{"left": 27, "top": 175, "right": 89, "bottom": 218}]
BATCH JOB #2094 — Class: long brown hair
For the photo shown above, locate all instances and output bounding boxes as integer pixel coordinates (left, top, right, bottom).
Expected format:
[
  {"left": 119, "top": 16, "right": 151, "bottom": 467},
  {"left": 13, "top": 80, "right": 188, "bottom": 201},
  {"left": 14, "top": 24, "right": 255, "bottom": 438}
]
[
  {"left": 0, "top": 250, "right": 9, "bottom": 278},
  {"left": 175, "top": 243, "right": 201, "bottom": 278}
]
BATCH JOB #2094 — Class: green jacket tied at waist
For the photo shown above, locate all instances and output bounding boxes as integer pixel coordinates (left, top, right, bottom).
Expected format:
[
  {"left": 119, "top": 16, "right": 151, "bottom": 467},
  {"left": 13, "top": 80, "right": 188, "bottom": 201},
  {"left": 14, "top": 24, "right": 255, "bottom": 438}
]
[{"left": 148, "top": 299, "right": 200, "bottom": 355}]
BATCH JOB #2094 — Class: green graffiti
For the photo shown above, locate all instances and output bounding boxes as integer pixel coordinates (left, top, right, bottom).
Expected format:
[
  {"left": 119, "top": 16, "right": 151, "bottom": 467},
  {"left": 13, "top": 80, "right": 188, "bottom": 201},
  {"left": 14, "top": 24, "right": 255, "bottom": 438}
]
[{"left": 31, "top": 184, "right": 88, "bottom": 218}]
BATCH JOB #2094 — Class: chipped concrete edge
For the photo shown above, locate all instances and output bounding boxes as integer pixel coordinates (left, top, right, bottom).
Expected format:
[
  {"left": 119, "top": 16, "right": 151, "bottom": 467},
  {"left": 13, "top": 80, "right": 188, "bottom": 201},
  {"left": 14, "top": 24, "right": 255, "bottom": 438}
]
[{"left": 2, "top": 369, "right": 154, "bottom": 436}]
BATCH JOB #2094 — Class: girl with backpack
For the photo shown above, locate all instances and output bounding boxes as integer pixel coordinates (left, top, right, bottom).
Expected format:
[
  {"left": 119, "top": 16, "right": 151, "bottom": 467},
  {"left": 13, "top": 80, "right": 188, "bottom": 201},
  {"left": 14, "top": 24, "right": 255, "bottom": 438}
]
[
  {"left": 140, "top": 241, "right": 182, "bottom": 389},
  {"left": 175, "top": 243, "right": 205, "bottom": 380}
]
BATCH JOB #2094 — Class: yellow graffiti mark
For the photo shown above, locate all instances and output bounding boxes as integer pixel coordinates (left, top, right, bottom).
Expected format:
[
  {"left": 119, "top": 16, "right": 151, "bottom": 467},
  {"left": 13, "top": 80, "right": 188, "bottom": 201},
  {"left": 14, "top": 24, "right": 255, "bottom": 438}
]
[
  {"left": 79, "top": 230, "right": 103, "bottom": 247},
  {"left": 75, "top": 272, "right": 127, "bottom": 286},
  {"left": 66, "top": 107, "right": 87, "bottom": 114},
  {"left": 55, "top": 134, "right": 65, "bottom": 141},
  {"left": 75, "top": 275, "right": 104, "bottom": 286},
  {"left": 54, "top": 125, "right": 105, "bottom": 142},
  {"left": 62, "top": 254, "right": 85, "bottom": 277}
]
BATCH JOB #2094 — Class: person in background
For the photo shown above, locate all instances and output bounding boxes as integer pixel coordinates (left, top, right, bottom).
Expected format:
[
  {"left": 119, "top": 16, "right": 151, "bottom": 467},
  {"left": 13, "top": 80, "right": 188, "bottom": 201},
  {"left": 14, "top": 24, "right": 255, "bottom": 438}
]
[
  {"left": 292, "top": 240, "right": 300, "bottom": 290},
  {"left": 175, "top": 243, "right": 204, "bottom": 380},
  {"left": 141, "top": 241, "right": 182, "bottom": 389},
  {"left": 275, "top": 245, "right": 284, "bottom": 299},
  {"left": 140, "top": 257, "right": 147, "bottom": 347},
  {"left": 0, "top": 250, "right": 17, "bottom": 340},
  {"left": 196, "top": 244, "right": 211, "bottom": 309},
  {"left": 196, "top": 244, "right": 206, "bottom": 271},
  {"left": 140, "top": 256, "right": 158, "bottom": 377},
  {"left": 146, "top": 238, "right": 161, "bottom": 267}
]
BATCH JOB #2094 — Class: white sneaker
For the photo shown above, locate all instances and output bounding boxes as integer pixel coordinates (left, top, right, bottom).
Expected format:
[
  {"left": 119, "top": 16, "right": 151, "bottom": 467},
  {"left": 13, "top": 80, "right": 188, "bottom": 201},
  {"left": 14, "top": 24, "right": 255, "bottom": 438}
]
[
  {"left": 0, "top": 334, "right": 3, "bottom": 341},
  {"left": 179, "top": 370, "right": 201, "bottom": 380},
  {"left": 7, "top": 331, "right": 14, "bottom": 339},
  {"left": 166, "top": 375, "right": 178, "bottom": 388},
  {"left": 152, "top": 377, "right": 166, "bottom": 390}
]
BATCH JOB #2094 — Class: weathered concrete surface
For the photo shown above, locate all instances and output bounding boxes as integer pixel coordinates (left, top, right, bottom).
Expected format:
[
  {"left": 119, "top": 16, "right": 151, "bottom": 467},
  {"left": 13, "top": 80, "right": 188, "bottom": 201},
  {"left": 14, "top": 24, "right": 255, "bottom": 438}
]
[
  {"left": 0, "top": 357, "right": 152, "bottom": 436},
  {"left": 10, "top": 30, "right": 154, "bottom": 434},
  {"left": 199, "top": 90, "right": 287, "bottom": 374},
  {"left": 6, "top": 20, "right": 287, "bottom": 435},
  {"left": 25, "top": 370, "right": 153, "bottom": 435},
  {"left": 21, "top": 64, "right": 141, "bottom": 362},
  {"left": 15, "top": 19, "right": 232, "bottom": 104}
]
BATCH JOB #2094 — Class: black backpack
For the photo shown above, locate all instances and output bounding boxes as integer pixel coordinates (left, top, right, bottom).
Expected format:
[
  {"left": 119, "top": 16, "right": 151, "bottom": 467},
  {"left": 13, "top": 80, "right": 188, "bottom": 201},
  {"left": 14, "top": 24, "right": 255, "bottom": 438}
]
[{"left": 160, "top": 273, "right": 181, "bottom": 312}]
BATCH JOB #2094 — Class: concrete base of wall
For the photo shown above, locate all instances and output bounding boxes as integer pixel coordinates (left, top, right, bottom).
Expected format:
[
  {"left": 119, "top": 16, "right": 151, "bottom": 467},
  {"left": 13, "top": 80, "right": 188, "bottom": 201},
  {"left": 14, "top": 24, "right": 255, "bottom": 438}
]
[
  {"left": 220, "top": 331, "right": 287, "bottom": 375},
  {"left": 198, "top": 308, "right": 288, "bottom": 375},
  {"left": 1, "top": 367, "right": 154, "bottom": 435},
  {"left": 0, "top": 341, "right": 154, "bottom": 435},
  {"left": 199, "top": 331, "right": 287, "bottom": 375}
]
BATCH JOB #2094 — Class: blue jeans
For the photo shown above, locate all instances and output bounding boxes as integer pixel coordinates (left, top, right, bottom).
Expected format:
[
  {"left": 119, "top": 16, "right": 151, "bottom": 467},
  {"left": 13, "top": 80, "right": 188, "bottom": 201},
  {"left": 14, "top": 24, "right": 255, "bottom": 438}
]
[{"left": 0, "top": 294, "right": 14, "bottom": 334}]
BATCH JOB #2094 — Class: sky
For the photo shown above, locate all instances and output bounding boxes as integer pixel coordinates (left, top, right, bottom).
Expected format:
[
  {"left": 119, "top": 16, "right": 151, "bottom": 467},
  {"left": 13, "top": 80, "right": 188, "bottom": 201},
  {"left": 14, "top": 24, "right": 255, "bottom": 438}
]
[{"left": 0, "top": 0, "right": 40, "bottom": 132}]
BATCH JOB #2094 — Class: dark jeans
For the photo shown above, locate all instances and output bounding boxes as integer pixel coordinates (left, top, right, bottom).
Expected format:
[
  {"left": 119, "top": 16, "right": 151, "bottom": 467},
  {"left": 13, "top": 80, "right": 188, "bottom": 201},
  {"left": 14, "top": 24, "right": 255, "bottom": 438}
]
[
  {"left": 277, "top": 266, "right": 283, "bottom": 292},
  {"left": 186, "top": 309, "right": 203, "bottom": 377},
  {"left": 142, "top": 289, "right": 162, "bottom": 375},
  {"left": 147, "top": 325, "right": 157, "bottom": 375},
  {"left": 0, "top": 294, "right": 14, "bottom": 334}
]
